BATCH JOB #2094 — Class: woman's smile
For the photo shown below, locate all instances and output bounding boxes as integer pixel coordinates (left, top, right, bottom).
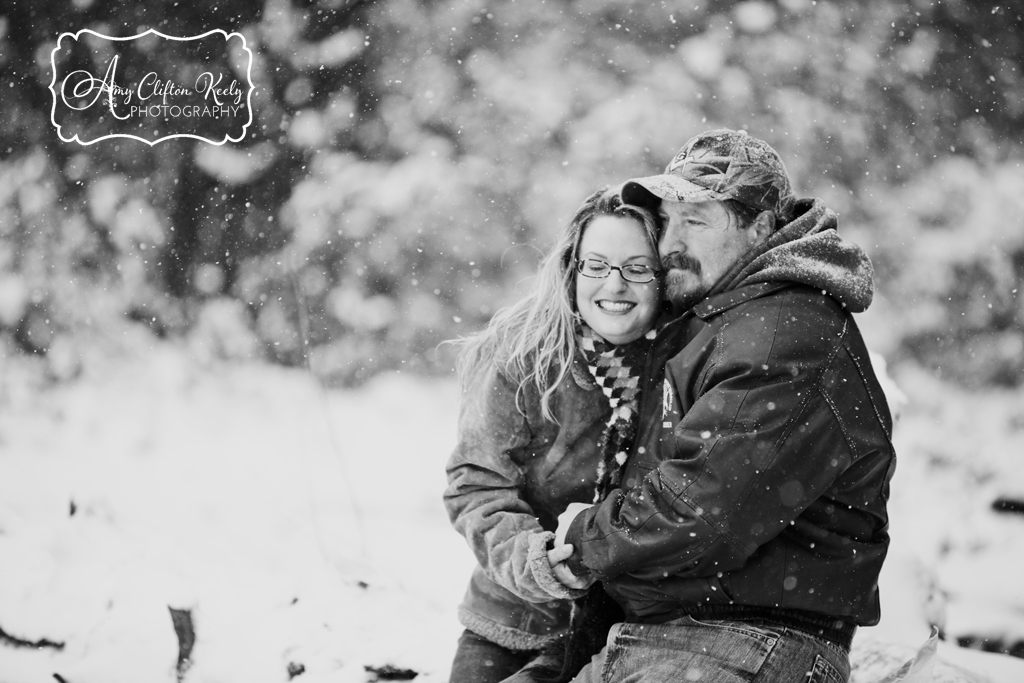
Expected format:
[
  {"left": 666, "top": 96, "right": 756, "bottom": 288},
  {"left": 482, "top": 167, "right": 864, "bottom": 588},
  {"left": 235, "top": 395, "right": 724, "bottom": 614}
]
[{"left": 595, "top": 299, "right": 637, "bottom": 313}]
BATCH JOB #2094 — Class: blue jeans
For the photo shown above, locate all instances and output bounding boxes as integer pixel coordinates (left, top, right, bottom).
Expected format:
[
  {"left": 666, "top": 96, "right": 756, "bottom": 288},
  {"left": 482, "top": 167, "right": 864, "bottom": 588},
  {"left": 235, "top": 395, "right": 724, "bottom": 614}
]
[{"left": 569, "top": 616, "right": 850, "bottom": 683}]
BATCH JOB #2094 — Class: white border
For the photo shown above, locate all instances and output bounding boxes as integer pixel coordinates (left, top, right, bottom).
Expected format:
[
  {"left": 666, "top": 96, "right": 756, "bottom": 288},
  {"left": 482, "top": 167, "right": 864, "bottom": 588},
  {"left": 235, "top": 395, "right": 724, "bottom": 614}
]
[{"left": 49, "top": 28, "right": 255, "bottom": 146}]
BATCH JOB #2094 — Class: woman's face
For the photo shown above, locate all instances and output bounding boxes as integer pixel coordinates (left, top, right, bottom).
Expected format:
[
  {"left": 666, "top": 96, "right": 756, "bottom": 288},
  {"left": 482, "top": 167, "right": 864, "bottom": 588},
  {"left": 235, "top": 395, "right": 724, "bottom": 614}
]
[{"left": 575, "top": 214, "right": 661, "bottom": 345}]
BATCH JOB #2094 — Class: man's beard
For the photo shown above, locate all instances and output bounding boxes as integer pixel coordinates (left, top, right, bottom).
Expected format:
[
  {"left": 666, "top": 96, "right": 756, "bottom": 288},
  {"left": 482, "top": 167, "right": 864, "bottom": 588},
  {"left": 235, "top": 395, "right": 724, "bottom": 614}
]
[{"left": 662, "top": 253, "right": 708, "bottom": 310}]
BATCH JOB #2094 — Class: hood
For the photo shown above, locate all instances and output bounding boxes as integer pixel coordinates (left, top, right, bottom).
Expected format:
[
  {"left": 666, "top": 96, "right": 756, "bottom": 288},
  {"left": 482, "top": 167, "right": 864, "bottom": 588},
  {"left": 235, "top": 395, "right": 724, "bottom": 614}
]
[{"left": 712, "top": 197, "right": 874, "bottom": 313}]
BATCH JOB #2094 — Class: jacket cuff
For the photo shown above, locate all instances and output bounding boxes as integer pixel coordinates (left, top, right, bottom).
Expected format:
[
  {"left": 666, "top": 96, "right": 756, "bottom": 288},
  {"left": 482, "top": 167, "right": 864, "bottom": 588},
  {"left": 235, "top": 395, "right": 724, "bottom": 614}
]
[
  {"left": 528, "top": 531, "right": 589, "bottom": 600},
  {"left": 562, "top": 510, "right": 593, "bottom": 578},
  {"left": 457, "top": 605, "right": 560, "bottom": 651}
]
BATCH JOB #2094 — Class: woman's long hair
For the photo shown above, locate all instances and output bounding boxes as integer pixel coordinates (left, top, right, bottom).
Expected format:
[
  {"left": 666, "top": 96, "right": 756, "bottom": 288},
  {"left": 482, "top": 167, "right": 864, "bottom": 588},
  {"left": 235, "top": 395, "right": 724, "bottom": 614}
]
[{"left": 455, "top": 186, "right": 660, "bottom": 420}]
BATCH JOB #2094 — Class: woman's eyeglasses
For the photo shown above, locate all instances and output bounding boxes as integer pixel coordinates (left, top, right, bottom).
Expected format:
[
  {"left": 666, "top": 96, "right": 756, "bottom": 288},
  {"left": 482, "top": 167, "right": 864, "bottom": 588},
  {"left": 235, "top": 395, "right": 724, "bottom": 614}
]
[{"left": 575, "top": 259, "right": 661, "bottom": 284}]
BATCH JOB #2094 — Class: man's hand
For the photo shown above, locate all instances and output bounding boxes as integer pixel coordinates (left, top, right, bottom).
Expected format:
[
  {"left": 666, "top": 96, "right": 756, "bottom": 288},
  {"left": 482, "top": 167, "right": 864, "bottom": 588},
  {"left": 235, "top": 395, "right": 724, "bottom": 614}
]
[
  {"left": 555, "top": 502, "right": 593, "bottom": 546},
  {"left": 546, "top": 543, "right": 595, "bottom": 590},
  {"left": 545, "top": 502, "right": 597, "bottom": 590}
]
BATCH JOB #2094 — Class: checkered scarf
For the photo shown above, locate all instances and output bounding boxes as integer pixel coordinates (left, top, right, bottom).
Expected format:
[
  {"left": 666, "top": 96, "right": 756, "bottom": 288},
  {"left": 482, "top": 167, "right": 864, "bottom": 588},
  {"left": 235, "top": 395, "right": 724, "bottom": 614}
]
[{"left": 578, "top": 323, "right": 656, "bottom": 502}]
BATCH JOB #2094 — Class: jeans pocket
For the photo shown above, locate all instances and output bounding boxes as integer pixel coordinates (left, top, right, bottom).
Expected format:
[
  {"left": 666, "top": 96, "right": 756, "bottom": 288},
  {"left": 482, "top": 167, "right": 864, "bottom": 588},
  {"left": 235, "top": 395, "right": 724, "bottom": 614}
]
[
  {"left": 653, "top": 617, "right": 780, "bottom": 677},
  {"left": 683, "top": 616, "right": 782, "bottom": 648},
  {"left": 808, "top": 654, "right": 844, "bottom": 683},
  {"left": 600, "top": 622, "right": 627, "bottom": 682}
]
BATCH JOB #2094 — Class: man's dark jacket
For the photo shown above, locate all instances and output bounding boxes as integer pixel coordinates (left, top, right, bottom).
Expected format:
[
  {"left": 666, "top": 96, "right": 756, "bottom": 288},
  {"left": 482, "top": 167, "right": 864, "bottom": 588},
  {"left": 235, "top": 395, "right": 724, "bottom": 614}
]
[{"left": 564, "top": 198, "right": 896, "bottom": 628}]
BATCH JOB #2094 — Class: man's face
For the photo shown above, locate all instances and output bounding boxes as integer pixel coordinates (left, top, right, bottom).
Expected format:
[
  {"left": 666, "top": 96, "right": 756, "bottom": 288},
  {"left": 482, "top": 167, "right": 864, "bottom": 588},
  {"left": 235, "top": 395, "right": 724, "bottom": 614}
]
[{"left": 657, "top": 200, "right": 761, "bottom": 310}]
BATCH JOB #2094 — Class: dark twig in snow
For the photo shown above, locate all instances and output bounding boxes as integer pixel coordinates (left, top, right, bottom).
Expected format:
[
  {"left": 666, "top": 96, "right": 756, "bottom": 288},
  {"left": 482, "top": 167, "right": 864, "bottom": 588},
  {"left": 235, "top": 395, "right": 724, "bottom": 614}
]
[
  {"left": 992, "top": 497, "right": 1024, "bottom": 515},
  {"left": 365, "top": 664, "right": 419, "bottom": 680},
  {"left": 0, "top": 623, "right": 64, "bottom": 650},
  {"left": 168, "top": 607, "right": 195, "bottom": 682}
]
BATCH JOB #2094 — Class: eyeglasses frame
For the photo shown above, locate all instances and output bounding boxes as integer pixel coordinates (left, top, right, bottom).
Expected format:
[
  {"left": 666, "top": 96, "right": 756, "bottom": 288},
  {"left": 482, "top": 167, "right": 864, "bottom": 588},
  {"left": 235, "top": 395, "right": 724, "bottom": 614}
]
[{"left": 574, "top": 258, "right": 662, "bottom": 284}]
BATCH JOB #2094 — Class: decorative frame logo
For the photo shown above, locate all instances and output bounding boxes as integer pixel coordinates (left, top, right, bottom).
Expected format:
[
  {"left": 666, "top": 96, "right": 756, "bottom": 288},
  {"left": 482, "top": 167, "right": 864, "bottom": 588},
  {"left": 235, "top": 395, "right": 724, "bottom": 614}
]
[{"left": 49, "top": 29, "right": 255, "bottom": 146}]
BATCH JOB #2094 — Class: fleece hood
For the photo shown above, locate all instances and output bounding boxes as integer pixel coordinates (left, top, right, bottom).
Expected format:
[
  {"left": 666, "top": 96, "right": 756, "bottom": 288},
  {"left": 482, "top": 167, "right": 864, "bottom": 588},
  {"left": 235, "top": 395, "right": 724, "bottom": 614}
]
[{"left": 712, "top": 197, "right": 874, "bottom": 313}]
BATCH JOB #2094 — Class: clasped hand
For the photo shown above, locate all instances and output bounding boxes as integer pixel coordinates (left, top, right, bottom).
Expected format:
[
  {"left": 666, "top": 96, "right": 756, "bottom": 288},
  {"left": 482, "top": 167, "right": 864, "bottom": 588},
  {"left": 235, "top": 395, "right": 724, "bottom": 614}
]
[
  {"left": 546, "top": 502, "right": 596, "bottom": 590},
  {"left": 546, "top": 543, "right": 593, "bottom": 590}
]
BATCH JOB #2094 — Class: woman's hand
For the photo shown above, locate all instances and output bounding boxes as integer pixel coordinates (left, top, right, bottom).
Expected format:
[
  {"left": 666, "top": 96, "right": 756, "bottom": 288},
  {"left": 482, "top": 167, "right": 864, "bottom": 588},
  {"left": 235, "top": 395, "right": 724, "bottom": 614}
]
[
  {"left": 547, "top": 502, "right": 596, "bottom": 590},
  {"left": 547, "top": 543, "right": 595, "bottom": 590},
  {"left": 546, "top": 543, "right": 574, "bottom": 566}
]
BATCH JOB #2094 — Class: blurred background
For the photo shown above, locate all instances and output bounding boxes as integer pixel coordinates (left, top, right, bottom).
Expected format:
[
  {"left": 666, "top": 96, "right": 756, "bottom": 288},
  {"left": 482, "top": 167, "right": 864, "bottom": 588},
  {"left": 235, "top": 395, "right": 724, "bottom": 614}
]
[
  {"left": 1, "top": 0, "right": 1024, "bottom": 681},
  {"left": 3, "top": 0, "right": 1023, "bottom": 387}
]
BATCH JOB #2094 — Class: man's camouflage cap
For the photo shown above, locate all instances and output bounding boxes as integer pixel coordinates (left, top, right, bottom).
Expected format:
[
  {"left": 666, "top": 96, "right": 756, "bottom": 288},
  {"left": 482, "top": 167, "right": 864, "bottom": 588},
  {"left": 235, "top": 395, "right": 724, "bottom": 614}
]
[{"left": 622, "top": 129, "right": 796, "bottom": 221}]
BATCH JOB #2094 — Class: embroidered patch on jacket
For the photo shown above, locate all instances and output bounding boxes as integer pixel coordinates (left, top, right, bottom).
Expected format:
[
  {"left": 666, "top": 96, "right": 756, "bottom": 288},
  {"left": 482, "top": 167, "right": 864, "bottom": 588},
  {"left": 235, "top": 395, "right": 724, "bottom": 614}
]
[{"left": 662, "top": 378, "right": 673, "bottom": 428}]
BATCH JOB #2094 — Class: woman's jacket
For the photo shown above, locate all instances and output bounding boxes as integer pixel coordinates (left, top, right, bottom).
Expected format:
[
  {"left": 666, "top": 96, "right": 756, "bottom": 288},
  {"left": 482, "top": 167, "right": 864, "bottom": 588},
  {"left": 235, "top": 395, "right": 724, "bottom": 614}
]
[{"left": 444, "top": 355, "right": 612, "bottom": 650}]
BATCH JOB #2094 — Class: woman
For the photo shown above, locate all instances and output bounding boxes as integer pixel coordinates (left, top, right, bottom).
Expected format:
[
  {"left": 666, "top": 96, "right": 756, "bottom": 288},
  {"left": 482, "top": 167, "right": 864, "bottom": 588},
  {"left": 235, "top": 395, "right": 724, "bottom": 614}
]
[{"left": 443, "top": 187, "right": 663, "bottom": 683}]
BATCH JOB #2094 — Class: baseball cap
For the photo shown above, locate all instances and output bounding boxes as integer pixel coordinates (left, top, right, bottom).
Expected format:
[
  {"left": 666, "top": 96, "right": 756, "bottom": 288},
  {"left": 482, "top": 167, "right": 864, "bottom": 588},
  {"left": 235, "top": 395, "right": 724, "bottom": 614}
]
[{"left": 622, "top": 129, "right": 796, "bottom": 221}]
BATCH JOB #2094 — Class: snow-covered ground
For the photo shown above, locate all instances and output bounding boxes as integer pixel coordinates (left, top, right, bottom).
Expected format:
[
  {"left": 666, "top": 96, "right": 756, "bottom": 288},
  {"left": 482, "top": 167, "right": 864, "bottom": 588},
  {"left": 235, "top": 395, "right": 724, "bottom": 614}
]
[{"left": 1, "top": 339, "right": 1023, "bottom": 682}]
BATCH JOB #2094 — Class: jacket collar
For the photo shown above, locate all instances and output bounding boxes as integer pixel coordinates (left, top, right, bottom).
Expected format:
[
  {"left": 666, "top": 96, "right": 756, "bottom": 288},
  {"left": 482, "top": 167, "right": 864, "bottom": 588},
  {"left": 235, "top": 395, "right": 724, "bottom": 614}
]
[
  {"left": 702, "top": 198, "right": 874, "bottom": 314},
  {"left": 693, "top": 282, "right": 793, "bottom": 320}
]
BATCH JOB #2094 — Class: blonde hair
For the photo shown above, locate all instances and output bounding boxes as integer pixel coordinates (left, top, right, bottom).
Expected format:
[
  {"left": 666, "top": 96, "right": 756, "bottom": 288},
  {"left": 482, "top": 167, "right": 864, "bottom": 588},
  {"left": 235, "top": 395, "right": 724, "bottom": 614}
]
[{"left": 455, "top": 186, "right": 660, "bottom": 421}]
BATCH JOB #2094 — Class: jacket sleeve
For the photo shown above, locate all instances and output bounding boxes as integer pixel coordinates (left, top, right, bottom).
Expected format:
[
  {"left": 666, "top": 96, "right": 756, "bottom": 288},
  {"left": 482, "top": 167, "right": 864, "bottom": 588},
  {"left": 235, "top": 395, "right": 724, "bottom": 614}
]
[
  {"left": 444, "top": 361, "right": 587, "bottom": 602},
  {"left": 565, "top": 307, "right": 859, "bottom": 582}
]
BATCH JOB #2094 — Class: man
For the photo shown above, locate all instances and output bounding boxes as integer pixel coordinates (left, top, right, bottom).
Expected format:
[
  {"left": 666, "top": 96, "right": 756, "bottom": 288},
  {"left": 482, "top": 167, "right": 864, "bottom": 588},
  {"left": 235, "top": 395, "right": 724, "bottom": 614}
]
[{"left": 553, "top": 129, "right": 896, "bottom": 682}]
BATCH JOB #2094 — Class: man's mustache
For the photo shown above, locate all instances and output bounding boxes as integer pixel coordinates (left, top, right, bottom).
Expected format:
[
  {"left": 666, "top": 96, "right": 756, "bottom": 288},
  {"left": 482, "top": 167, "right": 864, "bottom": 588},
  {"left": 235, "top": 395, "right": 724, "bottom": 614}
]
[{"left": 662, "top": 253, "right": 702, "bottom": 275}]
